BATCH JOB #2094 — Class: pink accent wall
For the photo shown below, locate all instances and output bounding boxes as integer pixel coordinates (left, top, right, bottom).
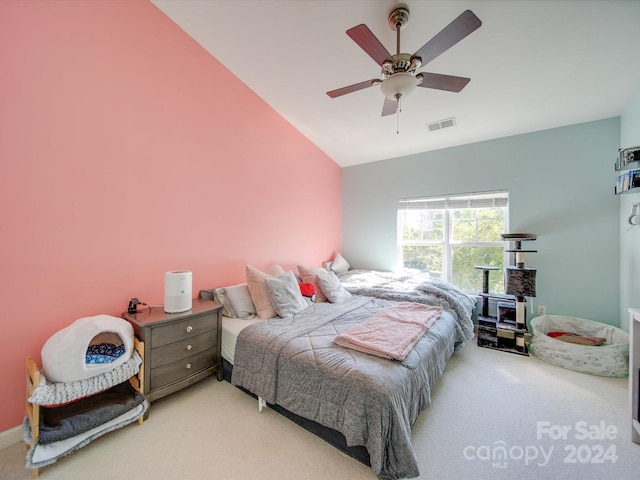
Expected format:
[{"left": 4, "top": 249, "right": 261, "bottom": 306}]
[{"left": 0, "top": 1, "right": 341, "bottom": 432}]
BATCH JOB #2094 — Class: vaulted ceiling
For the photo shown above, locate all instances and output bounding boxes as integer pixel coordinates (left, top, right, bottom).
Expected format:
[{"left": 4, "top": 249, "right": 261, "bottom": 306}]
[{"left": 152, "top": 0, "right": 640, "bottom": 167}]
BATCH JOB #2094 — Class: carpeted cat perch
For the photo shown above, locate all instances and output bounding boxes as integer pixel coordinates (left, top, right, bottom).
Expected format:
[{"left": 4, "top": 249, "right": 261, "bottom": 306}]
[{"left": 25, "top": 315, "right": 146, "bottom": 478}]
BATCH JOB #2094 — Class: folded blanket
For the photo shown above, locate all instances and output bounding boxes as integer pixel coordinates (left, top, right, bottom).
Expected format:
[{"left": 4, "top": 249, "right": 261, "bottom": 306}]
[
  {"left": 29, "top": 351, "right": 142, "bottom": 407},
  {"left": 24, "top": 401, "right": 148, "bottom": 468},
  {"left": 547, "top": 331, "right": 606, "bottom": 346},
  {"left": 334, "top": 302, "right": 442, "bottom": 360},
  {"left": 37, "top": 381, "right": 145, "bottom": 444}
]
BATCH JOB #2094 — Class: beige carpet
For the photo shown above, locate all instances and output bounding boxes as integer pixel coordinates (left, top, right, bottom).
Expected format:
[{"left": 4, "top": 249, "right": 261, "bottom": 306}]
[{"left": 1, "top": 341, "right": 637, "bottom": 480}]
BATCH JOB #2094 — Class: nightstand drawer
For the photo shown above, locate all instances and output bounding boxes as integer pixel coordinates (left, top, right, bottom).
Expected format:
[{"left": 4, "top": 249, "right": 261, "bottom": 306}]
[
  {"left": 151, "top": 315, "right": 217, "bottom": 347},
  {"left": 150, "top": 350, "right": 216, "bottom": 390},
  {"left": 150, "top": 330, "right": 217, "bottom": 369}
]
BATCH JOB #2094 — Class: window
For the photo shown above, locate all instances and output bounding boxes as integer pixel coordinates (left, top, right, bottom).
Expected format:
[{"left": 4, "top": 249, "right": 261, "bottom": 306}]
[{"left": 397, "top": 191, "right": 509, "bottom": 293}]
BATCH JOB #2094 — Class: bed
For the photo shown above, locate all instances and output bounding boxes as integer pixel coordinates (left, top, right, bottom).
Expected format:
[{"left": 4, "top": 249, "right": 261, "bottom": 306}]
[{"left": 213, "top": 265, "right": 477, "bottom": 479}]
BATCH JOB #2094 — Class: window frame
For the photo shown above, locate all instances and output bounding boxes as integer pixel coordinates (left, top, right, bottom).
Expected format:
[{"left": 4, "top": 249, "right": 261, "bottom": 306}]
[{"left": 397, "top": 190, "right": 509, "bottom": 290}]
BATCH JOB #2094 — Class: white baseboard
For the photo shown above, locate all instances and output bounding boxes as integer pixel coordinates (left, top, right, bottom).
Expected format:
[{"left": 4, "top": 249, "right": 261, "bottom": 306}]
[{"left": 0, "top": 424, "right": 23, "bottom": 450}]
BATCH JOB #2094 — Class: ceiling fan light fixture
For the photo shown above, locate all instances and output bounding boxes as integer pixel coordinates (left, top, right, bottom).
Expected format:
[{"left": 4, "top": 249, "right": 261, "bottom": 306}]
[
  {"left": 380, "top": 72, "right": 417, "bottom": 101},
  {"left": 326, "top": 6, "right": 481, "bottom": 122}
]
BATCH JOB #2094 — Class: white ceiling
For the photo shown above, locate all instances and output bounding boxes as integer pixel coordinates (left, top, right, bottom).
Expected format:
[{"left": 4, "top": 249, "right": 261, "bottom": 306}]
[{"left": 151, "top": 0, "right": 640, "bottom": 168}]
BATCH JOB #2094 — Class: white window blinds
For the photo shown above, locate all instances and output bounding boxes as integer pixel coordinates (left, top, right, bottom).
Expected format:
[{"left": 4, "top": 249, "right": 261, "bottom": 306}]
[{"left": 397, "top": 190, "right": 509, "bottom": 210}]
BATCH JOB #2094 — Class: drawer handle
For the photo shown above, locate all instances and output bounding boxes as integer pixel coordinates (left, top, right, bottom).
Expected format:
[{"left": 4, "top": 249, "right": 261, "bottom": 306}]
[
  {"left": 186, "top": 325, "right": 193, "bottom": 333},
  {"left": 186, "top": 344, "right": 193, "bottom": 351},
  {"left": 186, "top": 363, "right": 192, "bottom": 370}
]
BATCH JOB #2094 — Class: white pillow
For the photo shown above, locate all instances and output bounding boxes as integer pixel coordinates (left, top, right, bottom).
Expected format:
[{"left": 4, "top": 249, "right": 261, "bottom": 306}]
[
  {"left": 214, "top": 283, "right": 256, "bottom": 319},
  {"left": 265, "top": 271, "right": 308, "bottom": 318},
  {"left": 316, "top": 270, "right": 352, "bottom": 303},
  {"left": 331, "top": 253, "right": 351, "bottom": 274}
]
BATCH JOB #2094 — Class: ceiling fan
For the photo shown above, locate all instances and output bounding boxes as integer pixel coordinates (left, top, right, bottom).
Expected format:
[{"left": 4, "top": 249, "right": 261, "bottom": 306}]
[{"left": 327, "top": 5, "right": 481, "bottom": 117}]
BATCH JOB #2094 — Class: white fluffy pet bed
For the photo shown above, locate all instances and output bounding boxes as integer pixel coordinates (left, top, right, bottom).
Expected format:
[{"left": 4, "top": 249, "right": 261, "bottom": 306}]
[
  {"left": 529, "top": 315, "right": 629, "bottom": 377},
  {"left": 41, "top": 315, "right": 134, "bottom": 383}
]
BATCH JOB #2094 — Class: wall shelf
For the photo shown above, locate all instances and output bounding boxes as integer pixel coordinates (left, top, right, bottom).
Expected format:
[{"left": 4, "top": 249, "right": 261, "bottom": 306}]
[
  {"left": 615, "top": 161, "right": 640, "bottom": 172},
  {"left": 616, "top": 187, "right": 640, "bottom": 195},
  {"left": 615, "top": 147, "right": 640, "bottom": 194}
]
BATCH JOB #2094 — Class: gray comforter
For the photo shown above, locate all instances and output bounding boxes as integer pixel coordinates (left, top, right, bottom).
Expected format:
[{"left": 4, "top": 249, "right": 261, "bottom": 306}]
[
  {"left": 231, "top": 295, "right": 460, "bottom": 479},
  {"left": 338, "top": 269, "right": 477, "bottom": 349}
]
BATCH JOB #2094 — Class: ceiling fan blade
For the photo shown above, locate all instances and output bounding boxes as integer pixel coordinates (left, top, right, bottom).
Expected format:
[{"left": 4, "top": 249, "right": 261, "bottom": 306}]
[
  {"left": 417, "top": 72, "right": 470, "bottom": 92},
  {"left": 411, "top": 10, "right": 481, "bottom": 67},
  {"left": 327, "top": 79, "right": 378, "bottom": 98},
  {"left": 346, "top": 24, "right": 393, "bottom": 66},
  {"left": 381, "top": 97, "right": 397, "bottom": 116}
]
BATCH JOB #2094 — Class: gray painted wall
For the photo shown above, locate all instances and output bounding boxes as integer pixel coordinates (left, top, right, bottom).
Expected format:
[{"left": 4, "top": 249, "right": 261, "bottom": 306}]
[
  {"left": 619, "top": 89, "right": 640, "bottom": 331},
  {"left": 342, "top": 118, "right": 621, "bottom": 326}
]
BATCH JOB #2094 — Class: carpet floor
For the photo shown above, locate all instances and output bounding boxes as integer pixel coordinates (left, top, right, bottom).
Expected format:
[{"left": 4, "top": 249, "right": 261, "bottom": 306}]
[{"left": 1, "top": 340, "right": 637, "bottom": 480}]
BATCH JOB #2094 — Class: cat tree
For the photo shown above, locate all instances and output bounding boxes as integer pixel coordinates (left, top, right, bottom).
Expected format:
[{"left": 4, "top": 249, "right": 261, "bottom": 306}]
[{"left": 476, "top": 233, "right": 537, "bottom": 355}]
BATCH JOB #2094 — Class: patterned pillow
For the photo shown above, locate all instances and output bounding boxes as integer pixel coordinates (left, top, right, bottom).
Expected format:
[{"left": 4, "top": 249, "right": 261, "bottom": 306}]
[{"left": 86, "top": 344, "right": 126, "bottom": 364}]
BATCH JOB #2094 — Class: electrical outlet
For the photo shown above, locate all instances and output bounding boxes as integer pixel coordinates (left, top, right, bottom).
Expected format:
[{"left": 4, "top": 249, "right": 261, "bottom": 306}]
[{"left": 538, "top": 305, "right": 547, "bottom": 316}]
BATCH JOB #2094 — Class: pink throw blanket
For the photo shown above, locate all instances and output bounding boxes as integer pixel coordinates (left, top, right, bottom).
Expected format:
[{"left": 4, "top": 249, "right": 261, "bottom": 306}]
[{"left": 334, "top": 302, "right": 442, "bottom": 360}]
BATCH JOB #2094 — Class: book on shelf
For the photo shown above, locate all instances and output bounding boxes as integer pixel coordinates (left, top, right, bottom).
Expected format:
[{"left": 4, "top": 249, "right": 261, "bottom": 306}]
[
  {"left": 617, "top": 146, "right": 640, "bottom": 171},
  {"left": 615, "top": 169, "right": 640, "bottom": 194}
]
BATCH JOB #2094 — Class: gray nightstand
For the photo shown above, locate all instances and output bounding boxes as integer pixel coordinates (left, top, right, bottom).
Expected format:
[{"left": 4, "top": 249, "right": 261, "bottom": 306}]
[{"left": 124, "top": 299, "right": 222, "bottom": 402}]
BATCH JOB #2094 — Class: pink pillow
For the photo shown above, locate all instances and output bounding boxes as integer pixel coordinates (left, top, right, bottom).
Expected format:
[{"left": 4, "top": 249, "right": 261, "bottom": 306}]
[
  {"left": 246, "top": 264, "right": 286, "bottom": 319},
  {"left": 297, "top": 265, "right": 328, "bottom": 303}
]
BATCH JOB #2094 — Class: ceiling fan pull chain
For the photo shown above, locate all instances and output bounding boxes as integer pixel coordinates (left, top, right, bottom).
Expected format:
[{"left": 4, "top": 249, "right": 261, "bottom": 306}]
[{"left": 396, "top": 95, "right": 401, "bottom": 134}]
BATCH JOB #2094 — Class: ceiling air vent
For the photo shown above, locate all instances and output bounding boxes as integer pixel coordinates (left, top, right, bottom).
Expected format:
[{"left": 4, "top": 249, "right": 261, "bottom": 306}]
[{"left": 427, "top": 117, "right": 456, "bottom": 132}]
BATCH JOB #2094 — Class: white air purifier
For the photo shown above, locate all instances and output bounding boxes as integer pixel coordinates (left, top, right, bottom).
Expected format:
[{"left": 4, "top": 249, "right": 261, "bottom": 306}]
[{"left": 164, "top": 270, "right": 192, "bottom": 313}]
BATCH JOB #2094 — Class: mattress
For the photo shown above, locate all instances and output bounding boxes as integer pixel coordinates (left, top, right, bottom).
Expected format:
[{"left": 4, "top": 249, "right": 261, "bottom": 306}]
[{"left": 221, "top": 315, "right": 262, "bottom": 364}]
